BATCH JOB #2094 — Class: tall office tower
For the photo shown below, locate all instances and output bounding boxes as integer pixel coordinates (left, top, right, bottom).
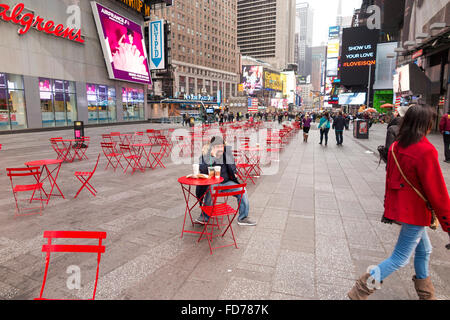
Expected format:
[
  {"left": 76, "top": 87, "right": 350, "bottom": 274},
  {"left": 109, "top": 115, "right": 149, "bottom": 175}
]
[
  {"left": 311, "top": 46, "right": 327, "bottom": 93},
  {"left": 296, "top": 2, "right": 314, "bottom": 77},
  {"left": 149, "top": 0, "right": 240, "bottom": 99},
  {"left": 237, "top": 0, "right": 296, "bottom": 71}
]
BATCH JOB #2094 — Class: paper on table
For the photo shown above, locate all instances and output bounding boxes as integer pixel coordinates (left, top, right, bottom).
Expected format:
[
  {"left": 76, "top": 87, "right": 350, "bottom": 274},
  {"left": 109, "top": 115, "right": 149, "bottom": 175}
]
[{"left": 186, "top": 174, "right": 209, "bottom": 179}]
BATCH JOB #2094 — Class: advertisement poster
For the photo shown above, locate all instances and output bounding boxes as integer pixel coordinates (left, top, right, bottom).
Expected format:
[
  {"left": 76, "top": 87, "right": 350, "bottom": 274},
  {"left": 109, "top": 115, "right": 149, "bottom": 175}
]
[
  {"left": 91, "top": 2, "right": 152, "bottom": 85},
  {"left": 242, "top": 66, "right": 263, "bottom": 95},
  {"left": 264, "top": 71, "right": 283, "bottom": 92},
  {"left": 340, "top": 27, "right": 379, "bottom": 86}
]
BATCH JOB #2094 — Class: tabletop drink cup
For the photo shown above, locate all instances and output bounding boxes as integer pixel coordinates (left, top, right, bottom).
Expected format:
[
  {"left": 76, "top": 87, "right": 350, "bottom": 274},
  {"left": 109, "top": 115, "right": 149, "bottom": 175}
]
[
  {"left": 214, "top": 166, "right": 221, "bottom": 179},
  {"left": 193, "top": 164, "right": 200, "bottom": 176},
  {"left": 208, "top": 167, "right": 215, "bottom": 179}
]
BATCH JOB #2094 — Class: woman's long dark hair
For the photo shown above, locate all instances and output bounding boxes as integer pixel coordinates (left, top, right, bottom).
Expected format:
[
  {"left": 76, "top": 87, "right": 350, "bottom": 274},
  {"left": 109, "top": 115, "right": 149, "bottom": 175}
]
[{"left": 397, "top": 104, "right": 435, "bottom": 148}]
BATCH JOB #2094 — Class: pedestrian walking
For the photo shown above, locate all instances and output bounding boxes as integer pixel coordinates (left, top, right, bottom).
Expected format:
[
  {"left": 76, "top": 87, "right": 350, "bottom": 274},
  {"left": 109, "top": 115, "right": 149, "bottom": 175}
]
[
  {"left": 302, "top": 113, "right": 312, "bottom": 143},
  {"left": 378, "top": 105, "right": 411, "bottom": 164},
  {"left": 439, "top": 111, "right": 450, "bottom": 163},
  {"left": 332, "top": 111, "right": 346, "bottom": 146},
  {"left": 318, "top": 112, "right": 331, "bottom": 146},
  {"left": 348, "top": 105, "right": 450, "bottom": 300}
]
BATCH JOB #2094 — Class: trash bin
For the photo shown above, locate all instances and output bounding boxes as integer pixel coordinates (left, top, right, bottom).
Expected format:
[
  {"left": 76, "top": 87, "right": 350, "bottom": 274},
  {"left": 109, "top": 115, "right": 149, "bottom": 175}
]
[
  {"left": 74, "top": 121, "right": 84, "bottom": 139},
  {"left": 353, "top": 119, "right": 369, "bottom": 139},
  {"left": 73, "top": 121, "right": 87, "bottom": 148}
]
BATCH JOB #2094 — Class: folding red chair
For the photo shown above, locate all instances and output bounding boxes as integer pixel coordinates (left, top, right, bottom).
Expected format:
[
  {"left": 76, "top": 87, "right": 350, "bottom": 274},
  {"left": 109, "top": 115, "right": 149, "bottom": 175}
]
[
  {"left": 120, "top": 144, "right": 144, "bottom": 174},
  {"left": 233, "top": 150, "right": 256, "bottom": 185},
  {"left": 199, "top": 183, "right": 247, "bottom": 255},
  {"left": 73, "top": 137, "right": 90, "bottom": 161},
  {"left": 101, "top": 142, "right": 123, "bottom": 172},
  {"left": 132, "top": 132, "right": 144, "bottom": 144},
  {"left": 149, "top": 137, "right": 168, "bottom": 169},
  {"left": 6, "top": 167, "right": 45, "bottom": 217},
  {"left": 50, "top": 138, "right": 70, "bottom": 161},
  {"left": 35, "top": 231, "right": 107, "bottom": 300},
  {"left": 74, "top": 154, "right": 101, "bottom": 199}
]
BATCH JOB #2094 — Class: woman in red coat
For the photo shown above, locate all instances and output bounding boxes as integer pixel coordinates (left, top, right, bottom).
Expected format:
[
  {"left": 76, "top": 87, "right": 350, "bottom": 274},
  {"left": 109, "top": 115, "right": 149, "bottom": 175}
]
[{"left": 348, "top": 105, "right": 450, "bottom": 300}]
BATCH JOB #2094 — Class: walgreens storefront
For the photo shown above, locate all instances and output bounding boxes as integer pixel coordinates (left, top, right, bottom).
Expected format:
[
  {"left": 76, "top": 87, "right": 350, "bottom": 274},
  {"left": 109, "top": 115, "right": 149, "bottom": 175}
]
[{"left": 0, "top": 0, "right": 152, "bottom": 131}]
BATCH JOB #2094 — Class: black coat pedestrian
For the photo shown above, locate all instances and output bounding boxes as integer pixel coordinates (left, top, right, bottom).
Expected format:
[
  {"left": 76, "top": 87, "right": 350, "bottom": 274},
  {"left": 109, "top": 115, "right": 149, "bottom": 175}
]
[{"left": 332, "top": 116, "right": 346, "bottom": 131}]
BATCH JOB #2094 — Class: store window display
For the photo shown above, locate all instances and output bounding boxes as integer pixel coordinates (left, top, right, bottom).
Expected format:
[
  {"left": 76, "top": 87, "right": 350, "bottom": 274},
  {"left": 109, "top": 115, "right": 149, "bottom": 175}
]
[{"left": 0, "top": 73, "right": 27, "bottom": 131}]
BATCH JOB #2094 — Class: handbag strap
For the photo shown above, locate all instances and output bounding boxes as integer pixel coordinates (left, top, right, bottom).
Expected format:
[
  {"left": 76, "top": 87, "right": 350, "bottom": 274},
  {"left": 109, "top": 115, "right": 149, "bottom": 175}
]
[{"left": 391, "top": 142, "right": 428, "bottom": 204}]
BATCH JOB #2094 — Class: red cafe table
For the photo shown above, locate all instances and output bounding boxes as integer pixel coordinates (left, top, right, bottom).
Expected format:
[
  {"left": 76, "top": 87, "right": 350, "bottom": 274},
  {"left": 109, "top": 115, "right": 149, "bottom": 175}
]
[
  {"left": 25, "top": 159, "right": 65, "bottom": 205},
  {"left": 178, "top": 175, "right": 224, "bottom": 238}
]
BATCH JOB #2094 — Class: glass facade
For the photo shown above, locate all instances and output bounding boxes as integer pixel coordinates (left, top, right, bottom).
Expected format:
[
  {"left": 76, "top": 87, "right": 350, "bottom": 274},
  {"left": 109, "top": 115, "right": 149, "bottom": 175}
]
[
  {"left": 0, "top": 73, "right": 27, "bottom": 130},
  {"left": 87, "top": 84, "right": 117, "bottom": 124},
  {"left": 122, "top": 88, "right": 144, "bottom": 121},
  {"left": 39, "top": 78, "right": 77, "bottom": 127}
]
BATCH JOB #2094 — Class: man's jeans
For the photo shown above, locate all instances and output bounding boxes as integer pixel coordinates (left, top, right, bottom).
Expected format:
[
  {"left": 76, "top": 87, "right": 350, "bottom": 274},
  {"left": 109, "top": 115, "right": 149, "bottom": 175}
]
[
  {"left": 444, "top": 133, "right": 450, "bottom": 161},
  {"left": 335, "top": 130, "right": 343, "bottom": 144},
  {"left": 201, "top": 181, "right": 249, "bottom": 222},
  {"left": 370, "top": 223, "right": 432, "bottom": 283}
]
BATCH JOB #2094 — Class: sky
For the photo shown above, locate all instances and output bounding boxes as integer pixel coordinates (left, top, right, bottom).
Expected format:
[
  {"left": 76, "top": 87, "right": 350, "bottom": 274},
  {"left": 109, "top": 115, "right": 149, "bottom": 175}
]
[{"left": 300, "top": 0, "right": 363, "bottom": 46}]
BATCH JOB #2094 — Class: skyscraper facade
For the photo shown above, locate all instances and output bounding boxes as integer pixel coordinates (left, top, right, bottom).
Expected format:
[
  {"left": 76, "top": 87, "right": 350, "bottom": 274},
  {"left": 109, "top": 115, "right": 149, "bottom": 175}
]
[
  {"left": 237, "top": 0, "right": 296, "bottom": 71},
  {"left": 148, "top": 0, "right": 240, "bottom": 101},
  {"left": 296, "top": 2, "right": 314, "bottom": 77}
]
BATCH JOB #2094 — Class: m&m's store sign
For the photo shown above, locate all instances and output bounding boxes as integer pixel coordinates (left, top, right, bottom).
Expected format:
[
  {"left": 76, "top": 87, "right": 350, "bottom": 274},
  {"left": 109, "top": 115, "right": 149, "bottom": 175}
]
[{"left": 0, "top": 3, "right": 84, "bottom": 44}]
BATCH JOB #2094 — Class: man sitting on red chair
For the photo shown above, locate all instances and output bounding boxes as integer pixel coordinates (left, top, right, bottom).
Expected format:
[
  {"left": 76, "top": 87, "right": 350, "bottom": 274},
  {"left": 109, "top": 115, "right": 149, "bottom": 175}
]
[{"left": 195, "top": 136, "right": 257, "bottom": 226}]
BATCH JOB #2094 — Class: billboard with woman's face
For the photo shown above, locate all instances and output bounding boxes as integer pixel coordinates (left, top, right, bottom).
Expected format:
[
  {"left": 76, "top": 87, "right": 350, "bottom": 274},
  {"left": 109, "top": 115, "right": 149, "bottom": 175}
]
[
  {"left": 241, "top": 66, "right": 263, "bottom": 95},
  {"left": 91, "top": 2, "right": 152, "bottom": 85}
]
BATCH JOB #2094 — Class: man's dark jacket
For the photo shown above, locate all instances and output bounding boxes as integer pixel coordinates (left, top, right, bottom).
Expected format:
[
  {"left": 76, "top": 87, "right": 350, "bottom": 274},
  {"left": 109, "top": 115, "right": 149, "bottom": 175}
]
[
  {"left": 195, "top": 146, "right": 240, "bottom": 201},
  {"left": 332, "top": 116, "right": 346, "bottom": 131}
]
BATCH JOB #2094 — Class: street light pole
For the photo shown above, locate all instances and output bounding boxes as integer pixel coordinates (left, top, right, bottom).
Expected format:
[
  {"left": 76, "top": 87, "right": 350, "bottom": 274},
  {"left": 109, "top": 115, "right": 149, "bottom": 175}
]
[{"left": 367, "top": 63, "right": 372, "bottom": 108}]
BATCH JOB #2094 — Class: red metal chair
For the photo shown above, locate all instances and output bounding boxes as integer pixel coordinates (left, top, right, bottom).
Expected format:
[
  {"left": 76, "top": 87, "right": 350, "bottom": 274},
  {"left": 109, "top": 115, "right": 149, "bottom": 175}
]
[
  {"left": 101, "top": 142, "right": 123, "bottom": 172},
  {"left": 119, "top": 144, "right": 144, "bottom": 174},
  {"left": 50, "top": 138, "right": 70, "bottom": 161},
  {"left": 35, "top": 231, "right": 107, "bottom": 300},
  {"left": 233, "top": 150, "right": 256, "bottom": 185},
  {"left": 149, "top": 137, "right": 168, "bottom": 169},
  {"left": 199, "top": 183, "right": 247, "bottom": 255},
  {"left": 74, "top": 154, "right": 101, "bottom": 199},
  {"left": 6, "top": 167, "right": 45, "bottom": 217},
  {"left": 73, "top": 137, "right": 90, "bottom": 161}
]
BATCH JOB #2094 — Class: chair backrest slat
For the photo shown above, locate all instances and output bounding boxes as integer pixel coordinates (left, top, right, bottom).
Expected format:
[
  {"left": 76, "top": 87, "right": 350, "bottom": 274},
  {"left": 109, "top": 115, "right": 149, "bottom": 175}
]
[
  {"left": 43, "top": 231, "right": 107, "bottom": 239},
  {"left": 42, "top": 244, "right": 105, "bottom": 254}
]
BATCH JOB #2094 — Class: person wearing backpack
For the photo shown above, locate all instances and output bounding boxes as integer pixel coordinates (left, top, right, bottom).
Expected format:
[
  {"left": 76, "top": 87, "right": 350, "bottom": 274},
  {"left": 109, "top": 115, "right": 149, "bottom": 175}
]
[
  {"left": 318, "top": 112, "right": 331, "bottom": 146},
  {"left": 348, "top": 105, "right": 450, "bottom": 300}
]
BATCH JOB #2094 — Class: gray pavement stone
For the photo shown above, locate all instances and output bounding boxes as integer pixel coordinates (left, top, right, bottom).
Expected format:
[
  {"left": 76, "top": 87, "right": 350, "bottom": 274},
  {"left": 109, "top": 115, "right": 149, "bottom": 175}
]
[{"left": 0, "top": 122, "right": 449, "bottom": 300}]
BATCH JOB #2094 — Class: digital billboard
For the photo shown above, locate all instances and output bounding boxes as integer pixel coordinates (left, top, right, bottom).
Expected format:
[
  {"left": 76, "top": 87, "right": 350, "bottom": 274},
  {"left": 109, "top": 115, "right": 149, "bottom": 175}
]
[
  {"left": 241, "top": 66, "right": 263, "bottom": 95},
  {"left": 339, "top": 92, "right": 367, "bottom": 105},
  {"left": 327, "top": 39, "right": 340, "bottom": 59},
  {"left": 327, "top": 58, "right": 338, "bottom": 77},
  {"left": 340, "top": 27, "right": 379, "bottom": 87},
  {"left": 91, "top": 2, "right": 152, "bottom": 85},
  {"left": 329, "top": 26, "right": 340, "bottom": 39},
  {"left": 264, "top": 70, "right": 283, "bottom": 92}
]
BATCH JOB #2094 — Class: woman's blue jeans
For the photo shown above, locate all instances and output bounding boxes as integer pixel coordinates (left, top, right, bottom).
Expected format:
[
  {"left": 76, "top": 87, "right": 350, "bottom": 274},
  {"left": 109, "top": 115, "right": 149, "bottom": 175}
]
[{"left": 370, "top": 223, "right": 432, "bottom": 283}]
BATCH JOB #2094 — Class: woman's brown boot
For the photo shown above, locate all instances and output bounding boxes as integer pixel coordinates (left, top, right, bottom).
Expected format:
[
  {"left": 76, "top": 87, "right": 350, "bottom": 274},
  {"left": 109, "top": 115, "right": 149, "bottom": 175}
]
[
  {"left": 412, "top": 276, "right": 437, "bottom": 300},
  {"left": 348, "top": 273, "right": 379, "bottom": 300}
]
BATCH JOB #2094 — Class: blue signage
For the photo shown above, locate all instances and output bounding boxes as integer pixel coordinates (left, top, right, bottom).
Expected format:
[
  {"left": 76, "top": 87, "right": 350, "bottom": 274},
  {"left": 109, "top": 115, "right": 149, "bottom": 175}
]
[
  {"left": 329, "top": 26, "right": 340, "bottom": 39},
  {"left": 150, "top": 20, "right": 165, "bottom": 70}
]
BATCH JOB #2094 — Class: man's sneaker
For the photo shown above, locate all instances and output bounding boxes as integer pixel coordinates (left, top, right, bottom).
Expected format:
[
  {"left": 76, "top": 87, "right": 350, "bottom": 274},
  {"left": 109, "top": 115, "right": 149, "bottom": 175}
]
[
  {"left": 237, "top": 217, "right": 257, "bottom": 226},
  {"left": 195, "top": 216, "right": 208, "bottom": 225}
]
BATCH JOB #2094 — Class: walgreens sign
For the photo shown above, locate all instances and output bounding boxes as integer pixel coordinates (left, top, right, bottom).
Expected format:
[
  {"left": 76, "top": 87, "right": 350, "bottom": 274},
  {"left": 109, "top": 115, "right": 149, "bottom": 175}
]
[{"left": 0, "top": 3, "right": 84, "bottom": 44}]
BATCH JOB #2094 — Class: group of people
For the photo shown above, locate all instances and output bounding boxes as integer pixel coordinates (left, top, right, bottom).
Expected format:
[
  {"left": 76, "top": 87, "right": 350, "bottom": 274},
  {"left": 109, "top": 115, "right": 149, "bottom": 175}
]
[{"left": 184, "top": 104, "right": 450, "bottom": 300}]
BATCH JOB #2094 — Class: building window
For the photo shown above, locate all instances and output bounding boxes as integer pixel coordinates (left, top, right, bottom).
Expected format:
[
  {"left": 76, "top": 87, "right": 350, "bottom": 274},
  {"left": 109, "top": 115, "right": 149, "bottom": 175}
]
[
  {"left": 122, "top": 88, "right": 144, "bottom": 121},
  {"left": 87, "top": 84, "right": 116, "bottom": 124},
  {"left": 0, "top": 73, "right": 27, "bottom": 130},
  {"left": 39, "top": 78, "right": 76, "bottom": 128}
]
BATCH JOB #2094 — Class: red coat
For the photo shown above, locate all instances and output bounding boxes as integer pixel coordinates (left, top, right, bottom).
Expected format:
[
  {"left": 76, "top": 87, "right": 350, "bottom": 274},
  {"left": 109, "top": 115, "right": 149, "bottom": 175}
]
[
  {"left": 439, "top": 114, "right": 450, "bottom": 132},
  {"left": 384, "top": 138, "right": 450, "bottom": 232}
]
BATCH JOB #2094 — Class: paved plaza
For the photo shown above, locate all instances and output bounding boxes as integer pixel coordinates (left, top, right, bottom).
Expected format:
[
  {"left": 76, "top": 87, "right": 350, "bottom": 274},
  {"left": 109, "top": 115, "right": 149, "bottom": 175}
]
[{"left": 0, "top": 123, "right": 449, "bottom": 300}]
